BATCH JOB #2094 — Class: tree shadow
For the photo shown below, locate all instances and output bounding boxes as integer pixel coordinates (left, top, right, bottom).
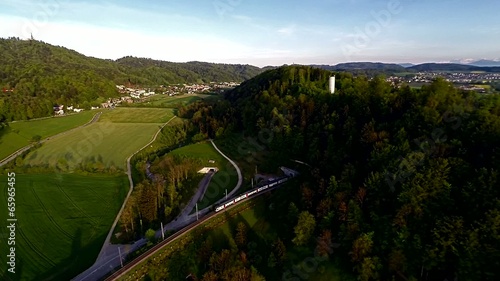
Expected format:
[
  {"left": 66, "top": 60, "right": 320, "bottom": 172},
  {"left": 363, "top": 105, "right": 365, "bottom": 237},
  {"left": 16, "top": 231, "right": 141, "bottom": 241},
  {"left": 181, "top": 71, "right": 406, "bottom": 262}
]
[{"left": 34, "top": 228, "right": 107, "bottom": 281}]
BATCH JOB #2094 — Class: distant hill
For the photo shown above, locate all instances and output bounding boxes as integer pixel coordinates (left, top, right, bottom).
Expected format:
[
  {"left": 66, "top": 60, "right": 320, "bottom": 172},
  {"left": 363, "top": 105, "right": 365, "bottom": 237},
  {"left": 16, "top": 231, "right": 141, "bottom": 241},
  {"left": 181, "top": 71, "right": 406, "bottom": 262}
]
[
  {"left": 399, "top": 63, "right": 415, "bottom": 68},
  {"left": 408, "top": 63, "right": 500, "bottom": 72},
  {"left": 0, "top": 37, "right": 264, "bottom": 121},
  {"left": 115, "top": 57, "right": 262, "bottom": 84},
  {"left": 467, "top": 59, "right": 500, "bottom": 67},
  {"left": 312, "top": 62, "right": 500, "bottom": 74}
]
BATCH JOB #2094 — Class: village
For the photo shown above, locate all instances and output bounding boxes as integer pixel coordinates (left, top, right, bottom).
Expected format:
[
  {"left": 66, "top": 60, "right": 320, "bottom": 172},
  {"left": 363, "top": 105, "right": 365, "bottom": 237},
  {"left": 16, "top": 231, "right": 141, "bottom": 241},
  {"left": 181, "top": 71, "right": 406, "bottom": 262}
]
[
  {"left": 53, "top": 82, "right": 240, "bottom": 115},
  {"left": 385, "top": 71, "right": 500, "bottom": 93}
]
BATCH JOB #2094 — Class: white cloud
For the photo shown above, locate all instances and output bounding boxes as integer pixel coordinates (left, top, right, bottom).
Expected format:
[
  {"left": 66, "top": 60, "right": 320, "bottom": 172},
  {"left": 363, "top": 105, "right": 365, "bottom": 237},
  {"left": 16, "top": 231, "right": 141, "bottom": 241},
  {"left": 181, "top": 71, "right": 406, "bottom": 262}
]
[{"left": 277, "top": 25, "right": 297, "bottom": 36}]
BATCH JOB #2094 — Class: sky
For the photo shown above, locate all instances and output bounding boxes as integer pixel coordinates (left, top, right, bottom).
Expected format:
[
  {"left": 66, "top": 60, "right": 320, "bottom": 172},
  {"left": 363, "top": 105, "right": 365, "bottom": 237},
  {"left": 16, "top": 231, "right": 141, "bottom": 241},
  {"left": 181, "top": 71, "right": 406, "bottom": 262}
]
[{"left": 0, "top": 0, "right": 499, "bottom": 67}]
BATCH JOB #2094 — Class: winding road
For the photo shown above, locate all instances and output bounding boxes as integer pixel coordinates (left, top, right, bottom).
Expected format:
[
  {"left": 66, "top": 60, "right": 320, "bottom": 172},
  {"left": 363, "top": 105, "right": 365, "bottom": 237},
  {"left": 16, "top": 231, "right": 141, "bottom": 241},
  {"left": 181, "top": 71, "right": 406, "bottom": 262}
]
[{"left": 72, "top": 127, "right": 245, "bottom": 281}]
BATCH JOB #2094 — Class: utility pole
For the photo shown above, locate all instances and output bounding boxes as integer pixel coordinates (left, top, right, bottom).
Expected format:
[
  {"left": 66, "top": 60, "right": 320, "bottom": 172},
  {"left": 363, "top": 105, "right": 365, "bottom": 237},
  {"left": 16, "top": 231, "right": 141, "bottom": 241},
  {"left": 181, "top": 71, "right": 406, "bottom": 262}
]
[
  {"left": 161, "top": 222, "right": 165, "bottom": 240},
  {"left": 196, "top": 203, "right": 199, "bottom": 221},
  {"left": 251, "top": 178, "right": 254, "bottom": 188},
  {"left": 118, "top": 247, "right": 123, "bottom": 268},
  {"left": 225, "top": 189, "right": 227, "bottom": 200}
]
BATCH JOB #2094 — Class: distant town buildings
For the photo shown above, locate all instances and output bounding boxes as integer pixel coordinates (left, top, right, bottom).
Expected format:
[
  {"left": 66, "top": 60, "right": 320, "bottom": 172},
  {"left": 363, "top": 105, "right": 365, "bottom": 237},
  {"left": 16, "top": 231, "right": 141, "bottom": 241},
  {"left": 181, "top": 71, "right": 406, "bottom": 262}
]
[
  {"left": 115, "top": 81, "right": 240, "bottom": 98},
  {"left": 385, "top": 71, "right": 500, "bottom": 93}
]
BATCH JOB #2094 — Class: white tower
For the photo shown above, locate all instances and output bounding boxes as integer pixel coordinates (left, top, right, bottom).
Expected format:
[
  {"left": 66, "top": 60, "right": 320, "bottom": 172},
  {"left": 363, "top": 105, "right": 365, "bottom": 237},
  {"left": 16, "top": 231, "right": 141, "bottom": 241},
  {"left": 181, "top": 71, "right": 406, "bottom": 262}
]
[{"left": 329, "top": 76, "right": 336, "bottom": 94}]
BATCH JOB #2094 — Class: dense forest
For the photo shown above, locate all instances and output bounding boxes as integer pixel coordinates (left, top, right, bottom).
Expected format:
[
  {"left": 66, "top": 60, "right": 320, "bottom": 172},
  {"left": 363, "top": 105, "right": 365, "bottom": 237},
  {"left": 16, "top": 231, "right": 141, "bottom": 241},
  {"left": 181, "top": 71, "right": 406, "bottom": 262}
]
[
  {"left": 0, "top": 37, "right": 262, "bottom": 122},
  {"left": 182, "top": 66, "right": 500, "bottom": 280}
]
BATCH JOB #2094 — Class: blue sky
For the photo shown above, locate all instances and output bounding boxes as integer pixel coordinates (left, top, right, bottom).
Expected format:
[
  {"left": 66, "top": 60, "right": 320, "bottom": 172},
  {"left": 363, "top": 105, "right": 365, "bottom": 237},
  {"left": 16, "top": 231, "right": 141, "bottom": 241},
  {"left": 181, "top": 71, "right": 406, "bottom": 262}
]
[{"left": 1, "top": 0, "right": 499, "bottom": 66}]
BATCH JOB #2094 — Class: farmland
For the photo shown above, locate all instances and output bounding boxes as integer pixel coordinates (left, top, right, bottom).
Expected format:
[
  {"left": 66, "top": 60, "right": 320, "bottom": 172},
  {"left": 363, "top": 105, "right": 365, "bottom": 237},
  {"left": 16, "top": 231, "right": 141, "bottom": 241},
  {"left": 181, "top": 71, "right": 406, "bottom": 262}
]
[
  {"left": 0, "top": 173, "right": 128, "bottom": 281},
  {"left": 0, "top": 111, "right": 96, "bottom": 160},
  {"left": 128, "top": 93, "right": 218, "bottom": 108},
  {"left": 97, "top": 107, "right": 174, "bottom": 123},
  {"left": 23, "top": 108, "right": 175, "bottom": 170}
]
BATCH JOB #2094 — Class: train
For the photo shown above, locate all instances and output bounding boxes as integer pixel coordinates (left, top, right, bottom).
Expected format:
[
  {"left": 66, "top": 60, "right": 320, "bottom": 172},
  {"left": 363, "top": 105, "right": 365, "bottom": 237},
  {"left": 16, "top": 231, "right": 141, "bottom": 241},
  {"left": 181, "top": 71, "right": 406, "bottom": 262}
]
[{"left": 214, "top": 176, "right": 291, "bottom": 213}]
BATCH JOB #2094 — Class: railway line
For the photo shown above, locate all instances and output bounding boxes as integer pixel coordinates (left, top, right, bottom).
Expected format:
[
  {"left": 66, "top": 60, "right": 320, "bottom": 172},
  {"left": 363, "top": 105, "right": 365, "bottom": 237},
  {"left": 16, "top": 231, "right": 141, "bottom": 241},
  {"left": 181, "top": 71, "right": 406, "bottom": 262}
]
[{"left": 103, "top": 175, "right": 294, "bottom": 280}]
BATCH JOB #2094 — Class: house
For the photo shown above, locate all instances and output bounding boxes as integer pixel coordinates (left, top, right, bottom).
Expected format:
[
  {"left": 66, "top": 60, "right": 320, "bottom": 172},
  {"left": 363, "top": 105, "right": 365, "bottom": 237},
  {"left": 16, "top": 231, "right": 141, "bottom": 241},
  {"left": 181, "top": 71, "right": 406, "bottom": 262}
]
[
  {"left": 67, "top": 105, "right": 74, "bottom": 111},
  {"left": 74, "top": 108, "right": 84, "bottom": 113},
  {"left": 55, "top": 109, "right": 64, "bottom": 115}
]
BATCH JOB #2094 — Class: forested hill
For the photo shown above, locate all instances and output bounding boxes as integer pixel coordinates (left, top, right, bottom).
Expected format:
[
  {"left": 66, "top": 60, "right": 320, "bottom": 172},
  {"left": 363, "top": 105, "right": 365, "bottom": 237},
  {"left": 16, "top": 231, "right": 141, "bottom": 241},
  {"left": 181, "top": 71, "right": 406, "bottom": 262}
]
[
  {"left": 115, "top": 57, "right": 262, "bottom": 84},
  {"left": 0, "top": 38, "right": 263, "bottom": 121},
  {"left": 186, "top": 65, "right": 500, "bottom": 280}
]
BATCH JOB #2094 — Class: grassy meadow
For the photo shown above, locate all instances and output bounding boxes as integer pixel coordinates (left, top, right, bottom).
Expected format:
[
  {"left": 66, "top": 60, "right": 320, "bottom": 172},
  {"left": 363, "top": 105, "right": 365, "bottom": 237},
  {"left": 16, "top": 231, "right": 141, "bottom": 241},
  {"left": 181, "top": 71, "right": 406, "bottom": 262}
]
[
  {"left": 0, "top": 111, "right": 96, "bottom": 160},
  {"left": 97, "top": 107, "right": 174, "bottom": 123},
  {"left": 22, "top": 108, "right": 175, "bottom": 170},
  {"left": 169, "top": 142, "right": 238, "bottom": 209},
  {"left": 0, "top": 173, "right": 128, "bottom": 281},
  {"left": 130, "top": 93, "right": 218, "bottom": 108}
]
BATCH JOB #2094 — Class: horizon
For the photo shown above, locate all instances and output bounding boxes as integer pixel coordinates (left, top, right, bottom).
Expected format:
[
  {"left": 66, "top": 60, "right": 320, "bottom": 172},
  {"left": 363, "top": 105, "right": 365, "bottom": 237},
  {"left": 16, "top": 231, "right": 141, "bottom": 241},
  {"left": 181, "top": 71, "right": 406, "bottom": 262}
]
[{"left": 1, "top": 0, "right": 499, "bottom": 67}]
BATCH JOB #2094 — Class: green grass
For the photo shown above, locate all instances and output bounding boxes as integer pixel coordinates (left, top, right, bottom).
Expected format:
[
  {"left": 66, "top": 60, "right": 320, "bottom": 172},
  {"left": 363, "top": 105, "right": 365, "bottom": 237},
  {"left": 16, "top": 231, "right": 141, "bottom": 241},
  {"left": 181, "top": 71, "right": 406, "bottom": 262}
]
[
  {"left": 213, "top": 134, "right": 275, "bottom": 191},
  {"left": 170, "top": 142, "right": 238, "bottom": 209},
  {"left": 24, "top": 122, "right": 163, "bottom": 170},
  {"left": 98, "top": 107, "right": 174, "bottom": 123},
  {"left": 20, "top": 108, "right": 175, "bottom": 170},
  {"left": 0, "top": 111, "right": 96, "bottom": 160},
  {"left": 474, "top": 84, "right": 491, "bottom": 89},
  {"left": 134, "top": 94, "right": 218, "bottom": 108},
  {"left": 0, "top": 173, "right": 128, "bottom": 281}
]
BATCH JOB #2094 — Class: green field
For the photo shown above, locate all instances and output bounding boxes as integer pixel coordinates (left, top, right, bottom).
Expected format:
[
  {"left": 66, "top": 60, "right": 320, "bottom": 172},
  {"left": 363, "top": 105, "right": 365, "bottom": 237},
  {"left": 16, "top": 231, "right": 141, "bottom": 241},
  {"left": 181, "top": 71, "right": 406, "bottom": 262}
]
[
  {"left": 98, "top": 107, "right": 174, "bottom": 123},
  {"left": 132, "top": 94, "right": 218, "bottom": 108},
  {"left": 22, "top": 108, "right": 175, "bottom": 170},
  {"left": 0, "top": 173, "right": 128, "bottom": 280},
  {"left": 0, "top": 111, "right": 96, "bottom": 160},
  {"left": 170, "top": 142, "right": 238, "bottom": 209},
  {"left": 474, "top": 84, "right": 491, "bottom": 89},
  {"left": 24, "top": 122, "right": 163, "bottom": 170}
]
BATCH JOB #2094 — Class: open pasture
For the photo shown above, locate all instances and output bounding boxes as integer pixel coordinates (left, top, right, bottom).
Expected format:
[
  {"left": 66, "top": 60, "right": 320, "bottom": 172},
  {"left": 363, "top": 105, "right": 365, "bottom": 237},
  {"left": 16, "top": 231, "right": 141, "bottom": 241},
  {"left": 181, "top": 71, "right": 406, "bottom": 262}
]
[
  {"left": 24, "top": 122, "right": 163, "bottom": 170},
  {"left": 0, "top": 111, "right": 96, "bottom": 160},
  {"left": 0, "top": 173, "right": 128, "bottom": 280},
  {"left": 170, "top": 142, "right": 238, "bottom": 209},
  {"left": 97, "top": 107, "right": 174, "bottom": 123}
]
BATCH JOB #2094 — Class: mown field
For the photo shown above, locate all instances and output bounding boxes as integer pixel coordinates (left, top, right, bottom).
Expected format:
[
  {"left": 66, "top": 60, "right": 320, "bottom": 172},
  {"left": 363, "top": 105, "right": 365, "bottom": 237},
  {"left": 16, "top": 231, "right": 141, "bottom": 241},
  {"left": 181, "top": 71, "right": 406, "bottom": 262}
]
[
  {"left": 169, "top": 141, "right": 238, "bottom": 209},
  {"left": 97, "top": 107, "right": 174, "bottom": 123},
  {"left": 130, "top": 94, "right": 218, "bottom": 108},
  {"left": 0, "top": 111, "right": 96, "bottom": 160},
  {"left": 23, "top": 108, "right": 175, "bottom": 170},
  {"left": 0, "top": 173, "right": 128, "bottom": 281}
]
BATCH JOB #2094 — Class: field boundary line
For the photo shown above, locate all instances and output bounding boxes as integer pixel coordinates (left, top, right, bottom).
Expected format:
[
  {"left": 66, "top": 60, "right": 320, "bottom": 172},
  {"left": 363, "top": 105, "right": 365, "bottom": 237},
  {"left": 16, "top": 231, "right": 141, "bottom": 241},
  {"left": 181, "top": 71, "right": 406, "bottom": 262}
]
[
  {"left": 96, "top": 115, "right": 177, "bottom": 261},
  {"left": 0, "top": 111, "right": 102, "bottom": 167}
]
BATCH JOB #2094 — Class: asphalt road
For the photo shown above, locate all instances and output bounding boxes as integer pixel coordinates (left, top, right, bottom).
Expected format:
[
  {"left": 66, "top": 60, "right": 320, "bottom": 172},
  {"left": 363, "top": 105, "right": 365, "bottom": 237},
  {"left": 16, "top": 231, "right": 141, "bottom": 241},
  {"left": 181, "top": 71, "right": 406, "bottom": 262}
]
[
  {"left": 104, "top": 178, "right": 292, "bottom": 281},
  {"left": 72, "top": 139, "right": 242, "bottom": 281}
]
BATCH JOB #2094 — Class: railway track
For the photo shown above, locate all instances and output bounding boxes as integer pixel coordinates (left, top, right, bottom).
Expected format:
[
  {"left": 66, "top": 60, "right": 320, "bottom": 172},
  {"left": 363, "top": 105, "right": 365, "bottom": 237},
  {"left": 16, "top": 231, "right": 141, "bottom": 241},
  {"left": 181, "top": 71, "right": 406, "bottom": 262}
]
[{"left": 103, "top": 181, "right": 290, "bottom": 281}]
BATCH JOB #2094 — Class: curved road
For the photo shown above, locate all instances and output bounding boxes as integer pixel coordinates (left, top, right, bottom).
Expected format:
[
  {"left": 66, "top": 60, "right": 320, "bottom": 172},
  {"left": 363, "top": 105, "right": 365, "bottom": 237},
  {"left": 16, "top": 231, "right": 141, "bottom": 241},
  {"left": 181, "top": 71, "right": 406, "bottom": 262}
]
[
  {"left": 96, "top": 116, "right": 177, "bottom": 261},
  {"left": 105, "top": 177, "right": 290, "bottom": 281},
  {"left": 0, "top": 111, "right": 102, "bottom": 167},
  {"left": 73, "top": 138, "right": 243, "bottom": 281}
]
